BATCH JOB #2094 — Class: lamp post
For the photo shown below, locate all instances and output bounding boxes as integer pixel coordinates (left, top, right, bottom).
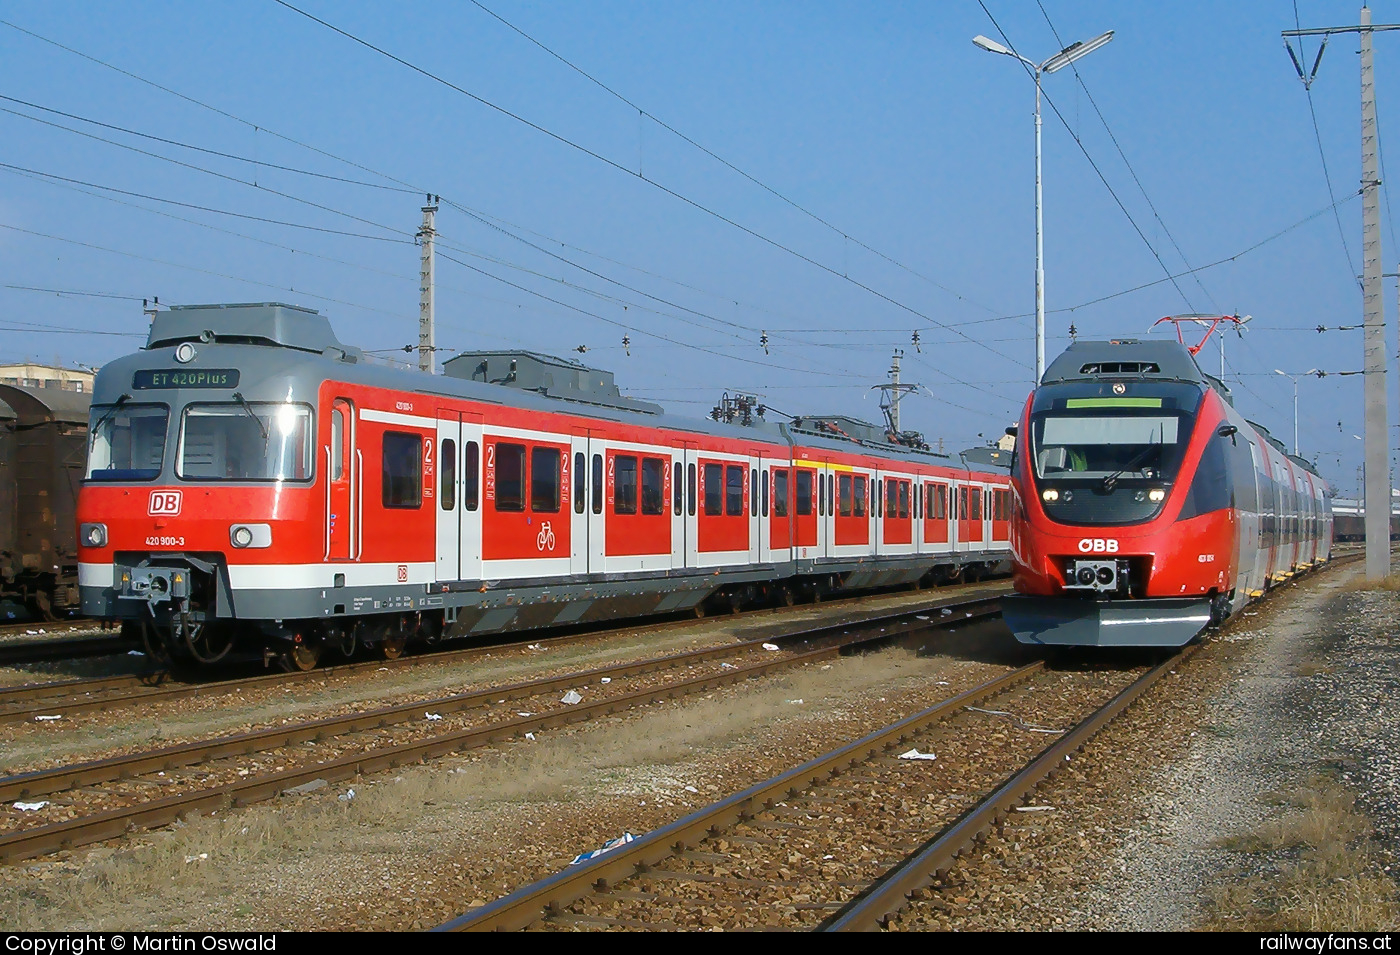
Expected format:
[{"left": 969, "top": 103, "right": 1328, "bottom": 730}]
[
  {"left": 973, "top": 30, "right": 1113, "bottom": 384},
  {"left": 1275, "top": 368, "right": 1320, "bottom": 455}
]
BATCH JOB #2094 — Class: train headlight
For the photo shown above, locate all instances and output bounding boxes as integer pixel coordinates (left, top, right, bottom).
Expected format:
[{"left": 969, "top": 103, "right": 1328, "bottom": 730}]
[
  {"left": 80, "top": 523, "right": 107, "bottom": 548},
  {"left": 229, "top": 523, "right": 272, "bottom": 548},
  {"left": 1041, "top": 489, "right": 1059, "bottom": 502},
  {"left": 1076, "top": 567, "right": 1096, "bottom": 585},
  {"left": 1096, "top": 566, "right": 1116, "bottom": 585},
  {"left": 1148, "top": 488, "right": 1166, "bottom": 502},
  {"left": 174, "top": 342, "right": 197, "bottom": 364}
]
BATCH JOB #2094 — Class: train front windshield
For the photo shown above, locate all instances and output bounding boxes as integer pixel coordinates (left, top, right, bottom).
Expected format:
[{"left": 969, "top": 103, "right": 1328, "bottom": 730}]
[
  {"left": 1028, "top": 385, "right": 1202, "bottom": 526},
  {"left": 176, "top": 403, "right": 314, "bottom": 482}
]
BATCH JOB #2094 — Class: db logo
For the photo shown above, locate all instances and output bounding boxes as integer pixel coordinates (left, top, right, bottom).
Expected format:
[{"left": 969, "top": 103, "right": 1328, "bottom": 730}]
[
  {"left": 1077, "top": 538, "right": 1119, "bottom": 553},
  {"left": 397, "top": 564, "right": 408, "bottom": 582},
  {"left": 148, "top": 491, "right": 182, "bottom": 516}
]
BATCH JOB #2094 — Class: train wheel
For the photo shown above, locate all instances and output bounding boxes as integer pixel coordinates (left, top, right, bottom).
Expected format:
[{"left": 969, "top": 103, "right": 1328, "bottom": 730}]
[
  {"left": 285, "top": 642, "right": 322, "bottom": 672},
  {"left": 779, "top": 586, "right": 796, "bottom": 607},
  {"left": 693, "top": 603, "right": 707, "bottom": 619},
  {"left": 382, "top": 633, "right": 408, "bottom": 660}
]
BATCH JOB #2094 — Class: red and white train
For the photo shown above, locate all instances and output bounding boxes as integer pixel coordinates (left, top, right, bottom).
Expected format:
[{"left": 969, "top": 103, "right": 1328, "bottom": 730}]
[
  {"left": 77, "top": 303, "right": 1014, "bottom": 668},
  {"left": 1004, "top": 338, "right": 1333, "bottom": 647}
]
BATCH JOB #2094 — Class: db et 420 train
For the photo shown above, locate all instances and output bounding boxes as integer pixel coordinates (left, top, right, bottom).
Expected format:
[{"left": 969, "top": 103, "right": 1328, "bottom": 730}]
[
  {"left": 1003, "top": 338, "right": 1332, "bottom": 647},
  {"left": 76, "top": 303, "right": 1016, "bottom": 668}
]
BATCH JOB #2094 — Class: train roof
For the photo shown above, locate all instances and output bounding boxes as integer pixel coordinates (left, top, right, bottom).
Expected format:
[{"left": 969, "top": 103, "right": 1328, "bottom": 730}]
[
  {"left": 1041, "top": 339, "right": 1205, "bottom": 386},
  {"left": 148, "top": 302, "right": 363, "bottom": 361},
  {"left": 0, "top": 383, "right": 91, "bottom": 424},
  {"left": 103, "top": 303, "right": 998, "bottom": 473}
]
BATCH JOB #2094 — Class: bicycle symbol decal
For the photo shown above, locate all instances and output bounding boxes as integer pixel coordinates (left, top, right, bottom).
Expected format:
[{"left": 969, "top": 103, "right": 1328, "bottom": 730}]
[{"left": 537, "top": 521, "right": 556, "bottom": 552}]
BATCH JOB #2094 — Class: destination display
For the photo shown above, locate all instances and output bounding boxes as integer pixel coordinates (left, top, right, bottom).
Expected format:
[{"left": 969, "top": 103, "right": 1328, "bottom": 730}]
[{"left": 132, "top": 368, "right": 240, "bottom": 390}]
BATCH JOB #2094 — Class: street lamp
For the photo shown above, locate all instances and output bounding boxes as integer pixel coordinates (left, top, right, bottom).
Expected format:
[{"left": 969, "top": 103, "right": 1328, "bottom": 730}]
[
  {"left": 973, "top": 30, "right": 1114, "bottom": 384},
  {"left": 1275, "top": 368, "right": 1321, "bottom": 455}
]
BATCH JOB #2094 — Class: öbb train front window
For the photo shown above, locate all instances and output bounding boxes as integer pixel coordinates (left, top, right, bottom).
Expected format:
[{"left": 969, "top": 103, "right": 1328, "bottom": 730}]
[
  {"left": 176, "top": 402, "right": 314, "bottom": 482},
  {"left": 1030, "top": 407, "right": 1195, "bottom": 526},
  {"left": 86, "top": 403, "right": 169, "bottom": 481}
]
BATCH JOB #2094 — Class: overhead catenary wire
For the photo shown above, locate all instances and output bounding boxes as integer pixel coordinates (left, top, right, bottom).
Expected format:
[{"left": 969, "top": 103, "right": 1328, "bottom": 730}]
[
  {"left": 1291, "top": 0, "right": 1362, "bottom": 285},
  {"left": 269, "top": 0, "right": 1032, "bottom": 369},
  {"left": 1034, "top": 0, "right": 1220, "bottom": 312},
  {"left": 463, "top": 0, "right": 999, "bottom": 315},
  {"left": 975, "top": 0, "right": 1198, "bottom": 312}
]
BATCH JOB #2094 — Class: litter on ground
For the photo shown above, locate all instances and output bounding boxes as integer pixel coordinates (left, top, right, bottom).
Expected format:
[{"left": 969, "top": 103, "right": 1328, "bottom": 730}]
[
  {"left": 560, "top": 690, "right": 583, "bottom": 705},
  {"left": 424, "top": 712, "right": 443, "bottom": 721},
  {"left": 338, "top": 789, "right": 356, "bottom": 802},
  {"left": 12, "top": 801, "right": 48, "bottom": 811},
  {"left": 33, "top": 715, "right": 61, "bottom": 722},
  {"left": 570, "top": 832, "right": 636, "bottom": 865},
  {"left": 898, "top": 748, "right": 937, "bottom": 761},
  {"left": 761, "top": 643, "right": 780, "bottom": 651}
]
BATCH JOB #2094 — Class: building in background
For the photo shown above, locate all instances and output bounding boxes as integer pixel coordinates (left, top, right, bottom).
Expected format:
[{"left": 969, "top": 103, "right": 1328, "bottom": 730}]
[{"left": 0, "top": 363, "right": 95, "bottom": 393}]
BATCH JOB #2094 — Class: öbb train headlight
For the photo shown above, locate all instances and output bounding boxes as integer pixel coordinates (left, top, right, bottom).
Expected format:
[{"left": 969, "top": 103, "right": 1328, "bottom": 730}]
[
  {"left": 1148, "top": 488, "right": 1166, "bottom": 502},
  {"left": 1042, "top": 489, "right": 1059, "bottom": 502},
  {"left": 229, "top": 523, "right": 272, "bottom": 549},
  {"left": 80, "top": 523, "right": 107, "bottom": 548}
]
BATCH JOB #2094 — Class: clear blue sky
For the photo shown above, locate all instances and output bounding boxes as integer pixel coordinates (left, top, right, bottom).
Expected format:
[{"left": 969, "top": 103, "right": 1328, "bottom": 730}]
[{"left": 0, "top": 1, "right": 1394, "bottom": 494}]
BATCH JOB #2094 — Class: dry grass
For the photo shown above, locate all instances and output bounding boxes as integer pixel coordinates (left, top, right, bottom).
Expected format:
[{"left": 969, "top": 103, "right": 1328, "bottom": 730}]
[
  {"left": 0, "top": 648, "right": 961, "bottom": 931},
  {"left": 1342, "top": 574, "right": 1400, "bottom": 592},
  {"left": 1204, "top": 775, "right": 1400, "bottom": 931}
]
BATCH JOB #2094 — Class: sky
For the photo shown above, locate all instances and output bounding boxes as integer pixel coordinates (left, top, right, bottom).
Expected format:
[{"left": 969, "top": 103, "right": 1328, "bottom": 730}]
[{"left": 0, "top": 0, "right": 1396, "bottom": 495}]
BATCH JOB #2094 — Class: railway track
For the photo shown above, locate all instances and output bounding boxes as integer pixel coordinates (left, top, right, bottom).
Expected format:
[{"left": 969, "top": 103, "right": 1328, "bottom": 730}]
[
  {"left": 434, "top": 649, "right": 1187, "bottom": 932},
  {"left": 0, "top": 582, "right": 1009, "bottom": 723},
  {"left": 0, "top": 591, "right": 1003, "bottom": 864},
  {"left": 0, "top": 631, "right": 132, "bottom": 667}
]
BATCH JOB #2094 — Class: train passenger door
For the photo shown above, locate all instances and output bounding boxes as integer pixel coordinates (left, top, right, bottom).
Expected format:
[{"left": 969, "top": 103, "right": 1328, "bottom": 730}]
[
  {"left": 756, "top": 454, "right": 772, "bottom": 565},
  {"left": 570, "top": 437, "right": 589, "bottom": 576},
  {"left": 435, "top": 413, "right": 483, "bottom": 583},
  {"left": 327, "top": 397, "right": 359, "bottom": 561},
  {"left": 682, "top": 444, "right": 700, "bottom": 570},
  {"left": 587, "top": 434, "right": 607, "bottom": 573}
]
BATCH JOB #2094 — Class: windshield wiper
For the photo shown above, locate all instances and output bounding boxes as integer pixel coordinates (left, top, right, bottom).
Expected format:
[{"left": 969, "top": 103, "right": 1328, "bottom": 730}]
[
  {"left": 89, "top": 394, "right": 131, "bottom": 449},
  {"left": 231, "top": 392, "right": 269, "bottom": 444},
  {"left": 1101, "top": 431, "right": 1165, "bottom": 491}
]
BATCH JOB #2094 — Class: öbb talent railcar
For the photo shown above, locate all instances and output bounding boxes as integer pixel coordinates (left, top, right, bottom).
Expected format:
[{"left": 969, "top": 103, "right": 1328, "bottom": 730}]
[
  {"left": 77, "top": 303, "right": 1014, "bottom": 668},
  {"left": 1003, "top": 338, "right": 1333, "bottom": 647}
]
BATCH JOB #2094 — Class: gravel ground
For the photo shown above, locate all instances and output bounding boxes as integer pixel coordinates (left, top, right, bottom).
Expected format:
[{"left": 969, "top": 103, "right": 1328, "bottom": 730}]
[
  {"left": 887, "top": 556, "right": 1400, "bottom": 932},
  {"left": 5, "top": 561, "right": 1391, "bottom": 933}
]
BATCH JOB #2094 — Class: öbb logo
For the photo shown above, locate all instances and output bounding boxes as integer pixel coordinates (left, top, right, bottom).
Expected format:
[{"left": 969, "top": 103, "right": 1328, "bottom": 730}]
[
  {"left": 148, "top": 491, "right": 182, "bottom": 516},
  {"left": 1077, "top": 538, "right": 1119, "bottom": 554}
]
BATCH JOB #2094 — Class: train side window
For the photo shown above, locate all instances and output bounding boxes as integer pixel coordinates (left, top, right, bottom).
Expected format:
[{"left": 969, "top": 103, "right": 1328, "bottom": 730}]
[
  {"left": 886, "top": 480, "right": 897, "bottom": 518},
  {"left": 838, "top": 474, "right": 853, "bottom": 517},
  {"left": 615, "top": 455, "right": 638, "bottom": 515},
  {"left": 751, "top": 468, "right": 759, "bottom": 518},
  {"left": 591, "top": 454, "right": 603, "bottom": 514},
  {"left": 854, "top": 475, "right": 868, "bottom": 517},
  {"left": 829, "top": 473, "right": 835, "bottom": 515},
  {"left": 574, "top": 452, "right": 586, "bottom": 514},
  {"left": 464, "top": 441, "right": 479, "bottom": 511},
  {"left": 773, "top": 468, "right": 789, "bottom": 517},
  {"left": 958, "top": 486, "right": 968, "bottom": 521},
  {"left": 688, "top": 462, "right": 697, "bottom": 516},
  {"left": 642, "top": 457, "right": 665, "bottom": 515},
  {"left": 899, "top": 481, "right": 910, "bottom": 519},
  {"left": 531, "top": 447, "right": 561, "bottom": 513},
  {"left": 441, "top": 438, "right": 456, "bottom": 511},
  {"left": 726, "top": 465, "right": 744, "bottom": 516},
  {"left": 331, "top": 407, "right": 344, "bottom": 481},
  {"left": 673, "top": 462, "right": 683, "bottom": 516},
  {"left": 382, "top": 432, "right": 423, "bottom": 509},
  {"left": 818, "top": 473, "right": 825, "bottom": 517},
  {"left": 703, "top": 463, "right": 723, "bottom": 515},
  {"left": 971, "top": 488, "right": 981, "bottom": 521},
  {"left": 795, "top": 470, "right": 811, "bottom": 516},
  {"left": 762, "top": 469, "right": 770, "bottom": 517},
  {"left": 494, "top": 443, "right": 526, "bottom": 512}
]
